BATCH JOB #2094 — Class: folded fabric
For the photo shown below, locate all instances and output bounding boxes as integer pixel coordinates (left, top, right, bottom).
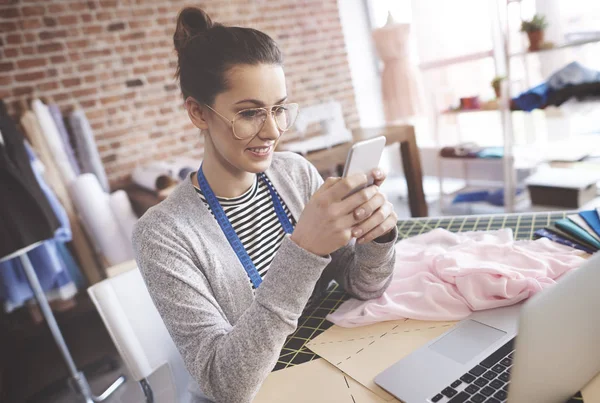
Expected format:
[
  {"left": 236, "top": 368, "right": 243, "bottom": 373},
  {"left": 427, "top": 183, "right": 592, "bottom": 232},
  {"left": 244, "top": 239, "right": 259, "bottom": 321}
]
[
  {"left": 69, "top": 109, "right": 110, "bottom": 193},
  {"left": 132, "top": 162, "right": 178, "bottom": 191},
  {"left": 547, "top": 62, "right": 600, "bottom": 90},
  {"left": 555, "top": 218, "right": 600, "bottom": 249},
  {"left": 579, "top": 210, "right": 600, "bottom": 238},
  {"left": 535, "top": 228, "right": 596, "bottom": 255},
  {"left": 326, "top": 228, "right": 586, "bottom": 327},
  {"left": 546, "top": 224, "right": 599, "bottom": 252},
  {"left": 568, "top": 213, "right": 600, "bottom": 242}
]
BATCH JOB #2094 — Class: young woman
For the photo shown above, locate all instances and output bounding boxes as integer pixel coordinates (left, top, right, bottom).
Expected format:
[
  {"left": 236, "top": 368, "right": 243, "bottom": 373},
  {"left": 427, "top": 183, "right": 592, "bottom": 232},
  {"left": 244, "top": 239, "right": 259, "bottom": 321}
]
[{"left": 133, "top": 7, "right": 398, "bottom": 403}]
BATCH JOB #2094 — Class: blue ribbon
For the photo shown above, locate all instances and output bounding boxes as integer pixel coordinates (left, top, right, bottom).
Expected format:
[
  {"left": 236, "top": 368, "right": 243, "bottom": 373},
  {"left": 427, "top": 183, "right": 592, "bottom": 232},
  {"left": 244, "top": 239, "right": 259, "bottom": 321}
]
[{"left": 197, "top": 166, "right": 293, "bottom": 288}]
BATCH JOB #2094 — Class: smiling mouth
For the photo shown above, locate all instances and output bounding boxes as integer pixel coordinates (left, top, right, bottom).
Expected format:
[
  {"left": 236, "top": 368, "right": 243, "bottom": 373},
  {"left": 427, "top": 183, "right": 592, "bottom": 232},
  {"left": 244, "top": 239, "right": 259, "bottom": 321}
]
[{"left": 247, "top": 145, "right": 273, "bottom": 155}]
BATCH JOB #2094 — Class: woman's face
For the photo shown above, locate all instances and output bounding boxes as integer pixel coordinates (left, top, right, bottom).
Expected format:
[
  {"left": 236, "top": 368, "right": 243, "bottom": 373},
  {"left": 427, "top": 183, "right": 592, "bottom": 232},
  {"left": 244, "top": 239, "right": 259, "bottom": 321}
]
[{"left": 190, "top": 63, "right": 288, "bottom": 176}]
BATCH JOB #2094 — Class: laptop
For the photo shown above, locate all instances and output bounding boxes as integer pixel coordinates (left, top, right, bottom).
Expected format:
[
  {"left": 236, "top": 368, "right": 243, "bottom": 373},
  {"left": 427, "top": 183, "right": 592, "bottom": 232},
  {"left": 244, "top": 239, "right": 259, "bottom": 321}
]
[{"left": 374, "top": 252, "right": 600, "bottom": 403}]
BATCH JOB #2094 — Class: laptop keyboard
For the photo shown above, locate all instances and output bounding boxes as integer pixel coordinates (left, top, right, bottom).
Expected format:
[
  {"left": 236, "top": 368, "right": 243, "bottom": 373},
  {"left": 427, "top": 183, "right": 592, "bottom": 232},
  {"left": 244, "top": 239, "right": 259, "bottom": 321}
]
[{"left": 430, "top": 337, "right": 515, "bottom": 403}]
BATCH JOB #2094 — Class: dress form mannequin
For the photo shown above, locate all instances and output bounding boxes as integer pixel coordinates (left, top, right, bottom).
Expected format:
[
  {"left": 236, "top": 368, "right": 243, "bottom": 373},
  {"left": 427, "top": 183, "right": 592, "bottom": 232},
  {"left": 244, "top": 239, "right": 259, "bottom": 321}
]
[{"left": 372, "top": 12, "right": 425, "bottom": 123}]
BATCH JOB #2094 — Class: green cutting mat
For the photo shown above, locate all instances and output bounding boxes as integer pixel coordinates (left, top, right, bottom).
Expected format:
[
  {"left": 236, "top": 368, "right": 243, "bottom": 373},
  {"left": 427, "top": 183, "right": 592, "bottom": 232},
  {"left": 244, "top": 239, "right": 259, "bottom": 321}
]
[{"left": 275, "top": 211, "right": 584, "bottom": 402}]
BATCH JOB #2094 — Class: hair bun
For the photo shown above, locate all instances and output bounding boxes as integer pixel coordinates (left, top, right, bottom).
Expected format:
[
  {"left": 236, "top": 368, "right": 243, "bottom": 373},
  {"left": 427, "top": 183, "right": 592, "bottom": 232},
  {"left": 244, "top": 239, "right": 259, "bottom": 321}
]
[{"left": 174, "top": 7, "right": 213, "bottom": 53}]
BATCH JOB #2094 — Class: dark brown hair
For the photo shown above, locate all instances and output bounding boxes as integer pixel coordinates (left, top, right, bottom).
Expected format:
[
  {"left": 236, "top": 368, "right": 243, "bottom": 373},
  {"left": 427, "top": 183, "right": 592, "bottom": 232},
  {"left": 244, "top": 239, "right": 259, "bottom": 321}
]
[{"left": 174, "top": 7, "right": 283, "bottom": 106}]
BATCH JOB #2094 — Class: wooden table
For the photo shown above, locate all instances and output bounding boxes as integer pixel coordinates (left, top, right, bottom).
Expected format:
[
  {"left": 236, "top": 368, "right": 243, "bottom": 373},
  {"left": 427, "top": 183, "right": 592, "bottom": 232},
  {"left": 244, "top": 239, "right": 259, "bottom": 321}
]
[{"left": 303, "top": 125, "right": 428, "bottom": 218}]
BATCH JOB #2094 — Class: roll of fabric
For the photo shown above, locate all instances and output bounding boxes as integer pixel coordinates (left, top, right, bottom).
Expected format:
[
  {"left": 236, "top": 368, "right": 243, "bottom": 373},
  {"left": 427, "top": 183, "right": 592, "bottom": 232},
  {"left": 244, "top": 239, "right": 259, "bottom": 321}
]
[
  {"left": 69, "top": 174, "right": 134, "bottom": 266},
  {"left": 108, "top": 190, "right": 138, "bottom": 247},
  {"left": 21, "top": 111, "right": 103, "bottom": 284},
  {"left": 69, "top": 108, "right": 110, "bottom": 192},
  {"left": 31, "top": 99, "right": 76, "bottom": 184},
  {"left": 48, "top": 104, "right": 80, "bottom": 176},
  {"left": 132, "top": 162, "right": 178, "bottom": 191}
]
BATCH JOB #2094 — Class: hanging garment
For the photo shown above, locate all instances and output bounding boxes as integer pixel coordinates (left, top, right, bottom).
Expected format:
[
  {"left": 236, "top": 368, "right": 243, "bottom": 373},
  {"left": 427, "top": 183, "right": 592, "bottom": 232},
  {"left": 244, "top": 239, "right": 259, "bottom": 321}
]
[
  {"left": 0, "top": 101, "right": 59, "bottom": 258},
  {"left": 47, "top": 104, "right": 80, "bottom": 176},
  {"left": 372, "top": 23, "right": 425, "bottom": 122},
  {"left": 327, "top": 228, "right": 586, "bottom": 327},
  {"left": 0, "top": 240, "right": 78, "bottom": 313},
  {"left": 21, "top": 111, "right": 103, "bottom": 284},
  {"left": 31, "top": 99, "right": 77, "bottom": 184},
  {"left": 69, "top": 109, "right": 110, "bottom": 192}
]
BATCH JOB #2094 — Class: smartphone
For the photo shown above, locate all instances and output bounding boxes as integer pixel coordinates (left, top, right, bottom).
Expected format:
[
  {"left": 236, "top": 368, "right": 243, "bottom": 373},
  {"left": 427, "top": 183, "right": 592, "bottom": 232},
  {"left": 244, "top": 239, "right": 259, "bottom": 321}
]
[{"left": 342, "top": 136, "right": 386, "bottom": 197}]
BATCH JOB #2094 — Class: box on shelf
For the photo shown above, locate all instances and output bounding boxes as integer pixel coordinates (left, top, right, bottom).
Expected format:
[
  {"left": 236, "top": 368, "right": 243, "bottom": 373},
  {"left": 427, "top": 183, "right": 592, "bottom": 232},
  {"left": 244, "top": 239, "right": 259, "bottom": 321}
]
[{"left": 525, "top": 168, "right": 600, "bottom": 209}]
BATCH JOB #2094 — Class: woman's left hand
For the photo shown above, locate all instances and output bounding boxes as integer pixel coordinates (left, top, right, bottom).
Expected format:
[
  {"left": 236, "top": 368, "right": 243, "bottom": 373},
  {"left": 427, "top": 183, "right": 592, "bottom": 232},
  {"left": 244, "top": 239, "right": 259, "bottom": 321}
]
[{"left": 351, "top": 168, "right": 398, "bottom": 244}]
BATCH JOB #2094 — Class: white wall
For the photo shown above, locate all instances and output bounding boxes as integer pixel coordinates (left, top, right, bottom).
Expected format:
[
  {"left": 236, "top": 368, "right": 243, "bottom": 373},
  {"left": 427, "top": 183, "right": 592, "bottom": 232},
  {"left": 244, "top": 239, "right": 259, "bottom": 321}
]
[{"left": 337, "top": 0, "right": 385, "bottom": 128}]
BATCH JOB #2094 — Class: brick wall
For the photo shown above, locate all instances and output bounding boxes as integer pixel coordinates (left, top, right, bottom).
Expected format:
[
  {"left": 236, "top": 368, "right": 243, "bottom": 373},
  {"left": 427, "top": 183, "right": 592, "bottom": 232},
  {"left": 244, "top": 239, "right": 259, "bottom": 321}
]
[{"left": 0, "top": 0, "right": 360, "bottom": 188}]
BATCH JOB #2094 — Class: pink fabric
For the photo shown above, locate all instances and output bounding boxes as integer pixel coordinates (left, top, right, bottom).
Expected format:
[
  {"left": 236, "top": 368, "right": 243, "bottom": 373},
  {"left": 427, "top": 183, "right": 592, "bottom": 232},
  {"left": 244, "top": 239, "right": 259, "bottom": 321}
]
[{"left": 327, "top": 228, "right": 586, "bottom": 327}]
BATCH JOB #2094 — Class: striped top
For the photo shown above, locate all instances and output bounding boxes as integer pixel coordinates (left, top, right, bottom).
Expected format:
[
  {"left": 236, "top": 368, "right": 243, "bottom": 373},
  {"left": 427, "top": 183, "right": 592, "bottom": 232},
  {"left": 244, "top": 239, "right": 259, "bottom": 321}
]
[{"left": 193, "top": 173, "right": 296, "bottom": 289}]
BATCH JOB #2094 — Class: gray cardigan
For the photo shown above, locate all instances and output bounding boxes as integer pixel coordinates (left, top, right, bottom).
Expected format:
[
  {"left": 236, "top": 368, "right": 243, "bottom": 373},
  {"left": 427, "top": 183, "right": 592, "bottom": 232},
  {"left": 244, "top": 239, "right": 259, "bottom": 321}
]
[{"left": 132, "top": 152, "right": 396, "bottom": 403}]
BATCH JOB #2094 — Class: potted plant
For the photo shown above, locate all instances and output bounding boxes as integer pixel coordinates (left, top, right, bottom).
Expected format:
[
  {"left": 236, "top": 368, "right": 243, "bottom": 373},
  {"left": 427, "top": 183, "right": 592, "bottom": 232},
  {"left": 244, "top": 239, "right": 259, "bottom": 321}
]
[
  {"left": 521, "top": 14, "right": 548, "bottom": 51},
  {"left": 491, "top": 76, "right": 506, "bottom": 99}
]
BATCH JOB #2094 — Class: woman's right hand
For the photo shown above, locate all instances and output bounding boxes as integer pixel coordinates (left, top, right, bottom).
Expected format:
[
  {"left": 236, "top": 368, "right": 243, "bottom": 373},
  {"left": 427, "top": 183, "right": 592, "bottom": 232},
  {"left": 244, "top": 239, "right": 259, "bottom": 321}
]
[{"left": 290, "top": 173, "right": 379, "bottom": 256}]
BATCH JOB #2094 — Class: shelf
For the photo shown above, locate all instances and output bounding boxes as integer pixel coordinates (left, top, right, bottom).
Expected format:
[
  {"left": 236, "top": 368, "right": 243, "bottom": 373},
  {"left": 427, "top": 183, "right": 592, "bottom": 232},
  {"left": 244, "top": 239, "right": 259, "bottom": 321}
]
[{"left": 510, "top": 37, "right": 600, "bottom": 57}]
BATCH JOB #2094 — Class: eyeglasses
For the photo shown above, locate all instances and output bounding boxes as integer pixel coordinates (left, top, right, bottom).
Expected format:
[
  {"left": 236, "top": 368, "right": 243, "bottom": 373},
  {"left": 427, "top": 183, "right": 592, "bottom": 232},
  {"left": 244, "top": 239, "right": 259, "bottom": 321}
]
[{"left": 204, "top": 103, "right": 299, "bottom": 140}]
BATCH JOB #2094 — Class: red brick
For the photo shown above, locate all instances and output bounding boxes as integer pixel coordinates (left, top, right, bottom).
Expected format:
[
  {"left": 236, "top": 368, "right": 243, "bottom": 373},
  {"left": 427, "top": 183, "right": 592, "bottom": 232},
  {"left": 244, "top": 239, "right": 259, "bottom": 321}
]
[
  {"left": 70, "top": 2, "right": 86, "bottom": 11},
  {"left": 96, "top": 11, "right": 113, "bottom": 21},
  {"left": 82, "top": 48, "right": 111, "bottom": 59},
  {"left": 132, "top": 8, "right": 153, "bottom": 17},
  {"left": 19, "top": 19, "right": 41, "bottom": 30},
  {"left": 86, "top": 1, "right": 98, "bottom": 10},
  {"left": 0, "top": 8, "right": 19, "bottom": 19},
  {"left": 17, "top": 58, "right": 47, "bottom": 69},
  {"left": 67, "top": 39, "right": 89, "bottom": 50},
  {"left": 39, "top": 30, "right": 68, "bottom": 40},
  {"left": 100, "top": 0, "right": 118, "bottom": 7},
  {"left": 38, "top": 42, "right": 64, "bottom": 53},
  {"left": 62, "top": 78, "right": 82, "bottom": 87},
  {"left": 100, "top": 95, "right": 122, "bottom": 106},
  {"left": 13, "top": 86, "right": 34, "bottom": 96},
  {"left": 107, "top": 22, "right": 126, "bottom": 31},
  {"left": 120, "top": 32, "right": 146, "bottom": 41},
  {"left": 48, "top": 55, "right": 66, "bottom": 64},
  {"left": 84, "top": 75, "right": 97, "bottom": 84},
  {"left": 43, "top": 17, "right": 57, "bottom": 27},
  {"left": 48, "top": 4, "right": 67, "bottom": 13},
  {"left": 0, "top": 62, "right": 14, "bottom": 72},
  {"left": 39, "top": 81, "right": 60, "bottom": 91},
  {"left": 81, "top": 13, "right": 93, "bottom": 23},
  {"left": 133, "top": 66, "right": 150, "bottom": 75},
  {"left": 83, "top": 25, "right": 103, "bottom": 35},
  {"left": 21, "top": 46, "right": 35, "bottom": 55},
  {"left": 54, "top": 93, "right": 71, "bottom": 102},
  {"left": 77, "top": 63, "right": 95, "bottom": 72},
  {"left": 73, "top": 88, "right": 98, "bottom": 98},
  {"left": 80, "top": 99, "right": 97, "bottom": 108},
  {"left": 22, "top": 6, "right": 45, "bottom": 17},
  {"left": 15, "top": 71, "right": 45, "bottom": 82},
  {"left": 58, "top": 15, "right": 78, "bottom": 25},
  {"left": 0, "top": 76, "right": 12, "bottom": 86},
  {"left": 6, "top": 34, "right": 22, "bottom": 45},
  {"left": 47, "top": 68, "right": 58, "bottom": 77}
]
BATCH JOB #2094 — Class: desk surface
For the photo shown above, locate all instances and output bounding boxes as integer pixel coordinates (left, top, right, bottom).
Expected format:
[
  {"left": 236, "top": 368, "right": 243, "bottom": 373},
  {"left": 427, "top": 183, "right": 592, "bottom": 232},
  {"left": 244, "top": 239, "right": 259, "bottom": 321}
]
[{"left": 277, "top": 211, "right": 584, "bottom": 402}]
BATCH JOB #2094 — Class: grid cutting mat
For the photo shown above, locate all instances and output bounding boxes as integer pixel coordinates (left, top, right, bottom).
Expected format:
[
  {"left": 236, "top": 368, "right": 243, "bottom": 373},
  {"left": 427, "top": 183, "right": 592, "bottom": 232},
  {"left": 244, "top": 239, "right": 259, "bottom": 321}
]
[{"left": 274, "top": 211, "right": 584, "bottom": 401}]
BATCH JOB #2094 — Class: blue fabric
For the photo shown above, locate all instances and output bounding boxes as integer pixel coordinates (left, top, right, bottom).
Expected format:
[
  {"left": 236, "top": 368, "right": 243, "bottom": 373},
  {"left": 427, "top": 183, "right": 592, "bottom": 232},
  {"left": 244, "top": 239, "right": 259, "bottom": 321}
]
[
  {"left": 24, "top": 142, "right": 71, "bottom": 242},
  {"left": 0, "top": 241, "right": 74, "bottom": 311},
  {"left": 512, "top": 82, "right": 550, "bottom": 112},
  {"left": 579, "top": 210, "right": 600, "bottom": 238},
  {"left": 0, "top": 143, "right": 81, "bottom": 311},
  {"left": 535, "top": 228, "right": 596, "bottom": 254},
  {"left": 477, "top": 147, "right": 504, "bottom": 159},
  {"left": 513, "top": 62, "right": 600, "bottom": 111}
]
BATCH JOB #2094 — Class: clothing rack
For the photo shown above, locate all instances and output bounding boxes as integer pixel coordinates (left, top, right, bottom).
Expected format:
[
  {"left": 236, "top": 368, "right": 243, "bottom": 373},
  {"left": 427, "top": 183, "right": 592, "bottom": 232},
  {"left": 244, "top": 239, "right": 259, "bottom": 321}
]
[{"left": 0, "top": 243, "right": 126, "bottom": 402}]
